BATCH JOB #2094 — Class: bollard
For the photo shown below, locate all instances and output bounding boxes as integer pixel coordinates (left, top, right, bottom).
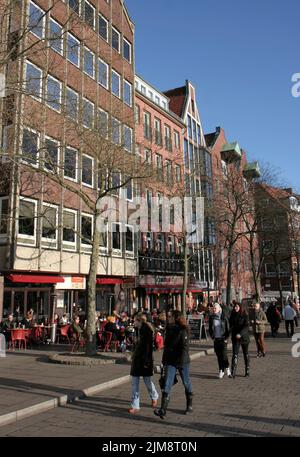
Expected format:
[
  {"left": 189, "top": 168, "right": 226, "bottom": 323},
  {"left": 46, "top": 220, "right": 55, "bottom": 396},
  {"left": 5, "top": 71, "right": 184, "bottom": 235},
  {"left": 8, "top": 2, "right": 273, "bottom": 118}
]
[{"left": 0, "top": 333, "right": 6, "bottom": 357}]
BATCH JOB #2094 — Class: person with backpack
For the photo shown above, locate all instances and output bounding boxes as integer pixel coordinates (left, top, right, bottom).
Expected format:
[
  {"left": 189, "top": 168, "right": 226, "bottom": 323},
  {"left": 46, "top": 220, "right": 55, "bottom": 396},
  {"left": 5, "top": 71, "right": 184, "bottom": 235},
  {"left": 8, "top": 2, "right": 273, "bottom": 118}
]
[
  {"left": 129, "top": 313, "right": 159, "bottom": 414},
  {"left": 266, "top": 302, "right": 281, "bottom": 337},
  {"left": 154, "top": 310, "right": 193, "bottom": 419}
]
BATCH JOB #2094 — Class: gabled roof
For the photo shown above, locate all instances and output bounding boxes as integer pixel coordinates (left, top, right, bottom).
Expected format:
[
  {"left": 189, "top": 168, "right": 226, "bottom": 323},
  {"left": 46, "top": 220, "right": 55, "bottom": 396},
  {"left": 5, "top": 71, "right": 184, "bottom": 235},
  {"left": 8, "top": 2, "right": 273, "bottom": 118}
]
[
  {"left": 205, "top": 127, "right": 221, "bottom": 148},
  {"left": 163, "top": 86, "right": 187, "bottom": 117},
  {"left": 261, "top": 184, "right": 292, "bottom": 201}
]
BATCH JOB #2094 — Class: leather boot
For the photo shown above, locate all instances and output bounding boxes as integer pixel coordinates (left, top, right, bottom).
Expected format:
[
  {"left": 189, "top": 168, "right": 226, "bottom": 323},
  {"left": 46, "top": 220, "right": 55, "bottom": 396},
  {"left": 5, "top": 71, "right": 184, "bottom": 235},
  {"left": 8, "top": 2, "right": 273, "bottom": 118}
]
[
  {"left": 244, "top": 352, "right": 250, "bottom": 377},
  {"left": 154, "top": 392, "right": 170, "bottom": 419},
  {"left": 185, "top": 392, "right": 193, "bottom": 414},
  {"left": 231, "top": 355, "right": 238, "bottom": 378}
]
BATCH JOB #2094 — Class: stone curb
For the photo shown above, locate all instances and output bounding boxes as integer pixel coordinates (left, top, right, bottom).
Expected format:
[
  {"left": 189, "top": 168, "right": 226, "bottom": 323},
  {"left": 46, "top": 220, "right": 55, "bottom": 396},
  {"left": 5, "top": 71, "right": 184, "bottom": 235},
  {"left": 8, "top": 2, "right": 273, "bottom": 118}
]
[{"left": 0, "top": 344, "right": 221, "bottom": 428}]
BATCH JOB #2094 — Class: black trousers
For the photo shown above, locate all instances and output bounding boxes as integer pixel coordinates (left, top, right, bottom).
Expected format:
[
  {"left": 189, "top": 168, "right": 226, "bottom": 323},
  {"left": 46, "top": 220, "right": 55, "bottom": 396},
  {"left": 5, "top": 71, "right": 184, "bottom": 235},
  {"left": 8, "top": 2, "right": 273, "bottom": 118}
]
[
  {"left": 232, "top": 340, "right": 250, "bottom": 368},
  {"left": 285, "top": 320, "right": 294, "bottom": 337},
  {"left": 214, "top": 338, "right": 229, "bottom": 371}
]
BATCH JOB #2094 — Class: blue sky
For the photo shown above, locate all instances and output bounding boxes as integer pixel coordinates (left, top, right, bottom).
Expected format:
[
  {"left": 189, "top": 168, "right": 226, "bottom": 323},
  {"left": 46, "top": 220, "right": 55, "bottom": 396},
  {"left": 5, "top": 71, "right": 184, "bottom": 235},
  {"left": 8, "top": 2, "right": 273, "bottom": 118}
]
[{"left": 125, "top": 0, "right": 300, "bottom": 191}]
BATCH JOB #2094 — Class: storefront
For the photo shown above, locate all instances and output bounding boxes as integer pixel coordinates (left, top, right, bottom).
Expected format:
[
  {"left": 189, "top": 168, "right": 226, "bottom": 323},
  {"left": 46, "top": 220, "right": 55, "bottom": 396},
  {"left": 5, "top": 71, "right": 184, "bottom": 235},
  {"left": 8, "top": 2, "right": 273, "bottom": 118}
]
[{"left": 137, "top": 275, "right": 184, "bottom": 311}]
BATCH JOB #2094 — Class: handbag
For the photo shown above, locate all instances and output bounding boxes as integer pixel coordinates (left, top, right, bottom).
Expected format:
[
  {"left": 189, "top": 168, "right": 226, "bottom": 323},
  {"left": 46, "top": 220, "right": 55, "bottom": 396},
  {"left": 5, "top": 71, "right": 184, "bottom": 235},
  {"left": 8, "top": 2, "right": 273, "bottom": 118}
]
[{"left": 159, "top": 365, "right": 178, "bottom": 390}]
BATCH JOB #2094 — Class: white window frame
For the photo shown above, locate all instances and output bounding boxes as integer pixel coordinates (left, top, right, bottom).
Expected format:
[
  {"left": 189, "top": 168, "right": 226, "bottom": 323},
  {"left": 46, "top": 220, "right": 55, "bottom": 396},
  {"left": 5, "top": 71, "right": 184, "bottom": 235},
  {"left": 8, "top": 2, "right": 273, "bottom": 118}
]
[
  {"left": 98, "top": 108, "right": 108, "bottom": 138},
  {"left": 18, "top": 197, "right": 37, "bottom": 245},
  {"left": 81, "top": 153, "right": 94, "bottom": 188},
  {"left": 125, "top": 224, "right": 134, "bottom": 256},
  {"left": 111, "top": 117, "right": 121, "bottom": 145},
  {"left": 112, "top": 222, "right": 122, "bottom": 256},
  {"left": 83, "top": 46, "right": 95, "bottom": 79},
  {"left": 81, "top": 212, "right": 93, "bottom": 248},
  {"left": 0, "top": 196, "right": 9, "bottom": 240},
  {"left": 111, "top": 26, "right": 121, "bottom": 53},
  {"left": 21, "top": 126, "right": 40, "bottom": 168},
  {"left": 123, "top": 79, "right": 132, "bottom": 107},
  {"left": 124, "top": 125, "right": 133, "bottom": 153},
  {"left": 24, "top": 60, "right": 42, "bottom": 101},
  {"left": 98, "top": 58, "right": 109, "bottom": 89},
  {"left": 98, "top": 14, "right": 108, "bottom": 42},
  {"left": 99, "top": 217, "right": 108, "bottom": 252},
  {"left": 44, "top": 136, "right": 60, "bottom": 173},
  {"left": 64, "top": 146, "right": 78, "bottom": 182},
  {"left": 111, "top": 69, "right": 121, "bottom": 98},
  {"left": 62, "top": 208, "right": 77, "bottom": 251},
  {"left": 123, "top": 37, "right": 132, "bottom": 63},
  {"left": 124, "top": 178, "right": 133, "bottom": 202},
  {"left": 48, "top": 17, "right": 63, "bottom": 56},
  {"left": 67, "top": 32, "right": 80, "bottom": 68},
  {"left": 28, "top": 1, "right": 45, "bottom": 39},
  {"left": 83, "top": 0, "right": 95, "bottom": 29},
  {"left": 82, "top": 97, "right": 94, "bottom": 129},
  {"left": 41, "top": 202, "right": 58, "bottom": 247},
  {"left": 65, "top": 86, "right": 79, "bottom": 121},
  {"left": 46, "top": 74, "right": 62, "bottom": 113}
]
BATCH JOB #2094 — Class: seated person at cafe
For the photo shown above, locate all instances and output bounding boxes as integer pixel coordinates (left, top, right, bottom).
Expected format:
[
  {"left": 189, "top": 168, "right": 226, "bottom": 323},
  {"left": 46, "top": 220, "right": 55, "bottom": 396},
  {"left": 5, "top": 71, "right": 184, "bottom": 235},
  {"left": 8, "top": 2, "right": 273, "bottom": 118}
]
[
  {"left": 104, "top": 316, "right": 119, "bottom": 341},
  {"left": 1, "top": 314, "right": 15, "bottom": 341},
  {"left": 60, "top": 314, "right": 69, "bottom": 326},
  {"left": 21, "top": 311, "right": 35, "bottom": 329},
  {"left": 70, "top": 316, "right": 83, "bottom": 340}
]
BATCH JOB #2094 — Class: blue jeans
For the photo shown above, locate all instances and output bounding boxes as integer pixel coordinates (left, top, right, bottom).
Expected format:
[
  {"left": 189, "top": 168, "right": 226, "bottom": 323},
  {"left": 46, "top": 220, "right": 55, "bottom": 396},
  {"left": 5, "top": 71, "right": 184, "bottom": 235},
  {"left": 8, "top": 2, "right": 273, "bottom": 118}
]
[
  {"left": 163, "top": 364, "right": 193, "bottom": 395},
  {"left": 131, "top": 376, "right": 159, "bottom": 409}
]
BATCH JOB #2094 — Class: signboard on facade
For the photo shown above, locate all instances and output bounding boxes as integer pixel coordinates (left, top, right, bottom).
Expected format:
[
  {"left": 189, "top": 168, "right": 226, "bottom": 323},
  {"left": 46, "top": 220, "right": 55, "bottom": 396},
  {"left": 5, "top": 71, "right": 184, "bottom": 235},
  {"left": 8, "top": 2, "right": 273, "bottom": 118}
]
[
  {"left": 138, "top": 275, "right": 184, "bottom": 287},
  {"left": 55, "top": 276, "right": 86, "bottom": 290}
]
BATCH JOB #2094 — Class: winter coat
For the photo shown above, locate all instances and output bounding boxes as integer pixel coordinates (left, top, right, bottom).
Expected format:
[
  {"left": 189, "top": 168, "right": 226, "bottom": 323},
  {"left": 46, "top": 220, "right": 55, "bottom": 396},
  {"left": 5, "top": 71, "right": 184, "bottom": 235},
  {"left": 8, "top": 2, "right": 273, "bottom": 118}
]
[
  {"left": 209, "top": 311, "right": 230, "bottom": 340},
  {"left": 130, "top": 322, "right": 154, "bottom": 377},
  {"left": 162, "top": 324, "right": 190, "bottom": 368},
  {"left": 250, "top": 309, "right": 267, "bottom": 333},
  {"left": 229, "top": 311, "right": 250, "bottom": 344},
  {"left": 266, "top": 305, "right": 281, "bottom": 324}
]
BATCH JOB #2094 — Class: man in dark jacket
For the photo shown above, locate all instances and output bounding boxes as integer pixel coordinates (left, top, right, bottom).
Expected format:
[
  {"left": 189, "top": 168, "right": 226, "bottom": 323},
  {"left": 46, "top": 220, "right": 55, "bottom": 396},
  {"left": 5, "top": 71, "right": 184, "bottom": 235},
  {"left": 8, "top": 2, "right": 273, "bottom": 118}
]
[
  {"left": 129, "top": 314, "right": 159, "bottom": 414},
  {"left": 229, "top": 303, "right": 250, "bottom": 377},
  {"left": 209, "top": 303, "right": 231, "bottom": 379}
]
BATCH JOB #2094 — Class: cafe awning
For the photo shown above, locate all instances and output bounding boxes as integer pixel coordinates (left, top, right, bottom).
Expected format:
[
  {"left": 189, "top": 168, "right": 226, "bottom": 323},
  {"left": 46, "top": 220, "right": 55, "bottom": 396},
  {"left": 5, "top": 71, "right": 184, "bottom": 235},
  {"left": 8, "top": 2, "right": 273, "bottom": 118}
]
[
  {"left": 6, "top": 274, "right": 65, "bottom": 284},
  {"left": 96, "top": 278, "right": 124, "bottom": 285}
]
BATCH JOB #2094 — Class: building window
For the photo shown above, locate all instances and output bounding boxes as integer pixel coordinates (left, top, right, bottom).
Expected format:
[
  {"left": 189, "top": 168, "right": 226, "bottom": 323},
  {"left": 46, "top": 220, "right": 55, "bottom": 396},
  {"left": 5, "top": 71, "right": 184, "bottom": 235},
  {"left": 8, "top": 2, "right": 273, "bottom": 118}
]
[
  {"left": 82, "top": 98, "right": 94, "bottom": 128},
  {"left": 18, "top": 198, "right": 36, "bottom": 239},
  {"left": 166, "top": 160, "right": 172, "bottom": 185},
  {"left": 154, "top": 118, "right": 162, "bottom": 146},
  {"left": 192, "top": 119, "right": 197, "bottom": 141},
  {"left": 46, "top": 75, "right": 62, "bottom": 112},
  {"left": 82, "top": 154, "right": 94, "bottom": 187},
  {"left": 68, "top": 0, "right": 79, "bottom": 15},
  {"left": 83, "top": 47, "right": 95, "bottom": 78},
  {"left": 22, "top": 128, "right": 39, "bottom": 165},
  {"left": 98, "top": 14, "right": 108, "bottom": 41},
  {"left": 187, "top": 115, "right": 192, "bottom": 138},
  {"left": 44, "top": 137, "right": 59, "bottom": 172},
  {"left": 125, "top": 225, "right": 134, "bottom": 253},
  {"left": 99, "top": 218, "right": 108, "bottom": 250},
  {"left": 112, "top": 223, "right": 121, "bottom": 251},
  {"left": 124, "top": 179, "right": 133, "bottom": 201},
  {"left": 83, "top": 0, "right": 95, "bottom": 29},
  {"left": 124, "top": 126, "right": 132, "bottom": 152},
  {"left": 98, "top": 59, "right": 109, "bottom": 89},
  {"left": 28, "top": 1, "right": 45, "bottom": 39},
  {"left": 67, "top": 33, "right": 80, "bottom": 67},
  {"left": 98, "top": 109, "right": 108, "bottom": 138},
  {"left": 81, "top": 214, "right": 93, "bottom": 246},
  {"left": 112, "top": 27, "right": 120, "bottom": 53},
  {"left": 175, "top": 165, "right": 181, "bottom": 183},
  {"left": 156, "top": 154, "right": 163, "bottom": 180},
  {"left": 174, "top": 131, "right": 180, "bottom": 149},
  {"left": 64, "top": 147, "right": 78, "bottom": 181},
  {"left": 25, "top": 61, "right": 42, "bottom": 99},
  {"left": 63, "top": 209, "right": 77, "bottom": 247},
  {"left": 135, "top": 104, "right": 140, "bottom": 124},
  {"left": 112, "top": 117, "right": 121, "bottom": 145},
  {"left": 49, "top": 18, "right": 63, "bottom": 55},
  {"left": 164, "top": 125, "right": 172, "bottom": 151},
  {"left": 111, "top": 70, "right": 121, "bottom": 98},
  {"left": 123, "top": 80, "right": 132, "bottom": 106},
  {"left": 65, "top": 86, "right": 78, "bottom": 120},
  {"left": 143, "top": 112, "right": 151, "bottom": 140},
  {"left": 123, "top": 38, "right": 132, "bottom": 63},
  {"left": 42, "top": 204, "right": 57, "bottom": 242},
  {"left": 0, "top": 197, "right": 9, "bottom": 236}
]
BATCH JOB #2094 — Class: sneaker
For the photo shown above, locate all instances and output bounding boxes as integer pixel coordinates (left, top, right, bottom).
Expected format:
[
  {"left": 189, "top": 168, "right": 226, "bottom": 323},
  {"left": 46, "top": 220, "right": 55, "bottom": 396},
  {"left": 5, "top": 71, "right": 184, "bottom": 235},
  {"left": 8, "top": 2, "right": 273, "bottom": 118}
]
[
  {"left": 151, "top": 400, "right": 158, "bottom": 408},
  {"left": 128, "top": 408, "right": 139, "bottom": 414},
  {"left": 226, "top": 368, "right": 231, "bottom": 377},
  {"left": 256, "top": 352, "right": 261, "bottom": 358},
  {"left": 218, "top": 370, "right": 225, "bottom": 379}
]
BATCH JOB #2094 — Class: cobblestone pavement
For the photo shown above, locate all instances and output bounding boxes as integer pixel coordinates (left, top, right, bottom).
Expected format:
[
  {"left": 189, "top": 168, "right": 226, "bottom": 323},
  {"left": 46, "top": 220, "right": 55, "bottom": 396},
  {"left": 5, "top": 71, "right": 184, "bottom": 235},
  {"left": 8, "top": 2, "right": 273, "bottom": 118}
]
[{"left": 1, "top": 332, "right": 300, "bottom": 437}]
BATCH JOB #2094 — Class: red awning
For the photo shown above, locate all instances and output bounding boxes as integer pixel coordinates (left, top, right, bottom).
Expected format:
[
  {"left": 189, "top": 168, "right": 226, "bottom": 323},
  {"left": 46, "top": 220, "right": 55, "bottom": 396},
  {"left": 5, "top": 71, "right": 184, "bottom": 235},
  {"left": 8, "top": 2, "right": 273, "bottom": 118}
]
[
  {"left": 187, "top": 289, "right": 203, "bottom": 294},
  {"left": 96, "top": 278, "right": 124, "bottom": 285},
  {"left": 6, "top": 274, "right": 64, "bottom": 284}
]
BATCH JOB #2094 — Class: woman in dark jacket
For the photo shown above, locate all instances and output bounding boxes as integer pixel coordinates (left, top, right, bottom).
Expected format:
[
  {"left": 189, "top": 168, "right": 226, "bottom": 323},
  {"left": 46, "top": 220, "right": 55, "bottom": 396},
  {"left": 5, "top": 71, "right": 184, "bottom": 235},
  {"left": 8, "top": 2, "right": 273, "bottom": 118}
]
[
  {"left": 129, "top": 314, "right": 159, "bottom": 414},
  {"left": 154, "top": 310, "right": 193, "bottom": 419},
  {"left": 229, "top": 303, "right": 250, "bottom": 378}
]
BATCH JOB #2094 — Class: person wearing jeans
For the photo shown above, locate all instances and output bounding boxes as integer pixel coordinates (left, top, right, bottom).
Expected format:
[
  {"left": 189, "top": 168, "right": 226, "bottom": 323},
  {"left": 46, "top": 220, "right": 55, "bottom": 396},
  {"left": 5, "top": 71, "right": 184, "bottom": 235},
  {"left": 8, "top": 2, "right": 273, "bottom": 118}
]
[
  {"left": 250, "top": 302, "right": 268, "bottom": 357},
  {"left": 154, "top": 310, "right": 193, "bottom": 419},
  {"left": 129, "top": 314, "right": 159, "bottom": 414},
  {"left": 209, "top": 303, "right": 231, "bottom": 379},
  {"left": 283, "top": 303, "right": 296, "bottom": 337}
]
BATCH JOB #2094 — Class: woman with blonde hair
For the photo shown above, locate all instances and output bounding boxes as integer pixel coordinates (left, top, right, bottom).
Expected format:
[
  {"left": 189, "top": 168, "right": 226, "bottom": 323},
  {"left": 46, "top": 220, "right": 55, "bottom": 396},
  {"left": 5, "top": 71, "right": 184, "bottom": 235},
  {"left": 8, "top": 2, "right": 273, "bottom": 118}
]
[{"left": 129, "top": 313, "right": 159, "bottom": 414}]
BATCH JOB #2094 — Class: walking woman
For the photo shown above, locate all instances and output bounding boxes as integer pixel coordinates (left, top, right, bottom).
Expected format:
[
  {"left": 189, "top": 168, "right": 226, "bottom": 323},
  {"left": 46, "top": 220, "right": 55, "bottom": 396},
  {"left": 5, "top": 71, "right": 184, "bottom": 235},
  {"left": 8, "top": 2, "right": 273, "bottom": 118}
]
[
  {"left": 209, "top": 303, "right": 231, "bottom": 379},
  {"left": 229, "top": 303, "right": 250, "bottom": 378},
  {"left": 250, "top": 302, "right": 268, "bottom": 357},
  {"left": 129, "top": 313, "right": 159, "bottom": 414},
  {"left": 154, "top": 310, "right": 193, "bottom": 419}
]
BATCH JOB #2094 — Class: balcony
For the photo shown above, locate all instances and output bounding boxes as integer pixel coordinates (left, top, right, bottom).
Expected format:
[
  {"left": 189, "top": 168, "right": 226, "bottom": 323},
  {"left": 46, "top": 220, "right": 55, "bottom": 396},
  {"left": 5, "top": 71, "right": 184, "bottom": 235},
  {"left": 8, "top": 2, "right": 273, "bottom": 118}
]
[
  {"left": 221, "top": 142, "right": 242, "bottom": 163},
  {"left": 243, "top": 161, "right": 261, "bottom": 179},
  {"left": 139, "top": 251, "right": 184, "bottom": 275}
]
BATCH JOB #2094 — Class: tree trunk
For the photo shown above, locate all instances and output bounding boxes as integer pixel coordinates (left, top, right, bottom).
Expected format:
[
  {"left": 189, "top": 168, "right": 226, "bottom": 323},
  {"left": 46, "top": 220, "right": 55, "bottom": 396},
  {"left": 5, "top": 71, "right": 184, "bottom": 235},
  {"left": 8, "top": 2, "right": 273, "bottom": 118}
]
[
  {"left": 182, "top": 235, "right": 188, "bottom": 318},
  {"left": 250, "top": 240, "right": 261, "bottom": 301},
  {"left": 85, "top": 213, "right": 101, "bottom": 356},
  {"left": 226, "top": 244, "right": 233, "bottom": 306},
  {"left": 297, "top": 265, "right": 300, "bottom": 302}
]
